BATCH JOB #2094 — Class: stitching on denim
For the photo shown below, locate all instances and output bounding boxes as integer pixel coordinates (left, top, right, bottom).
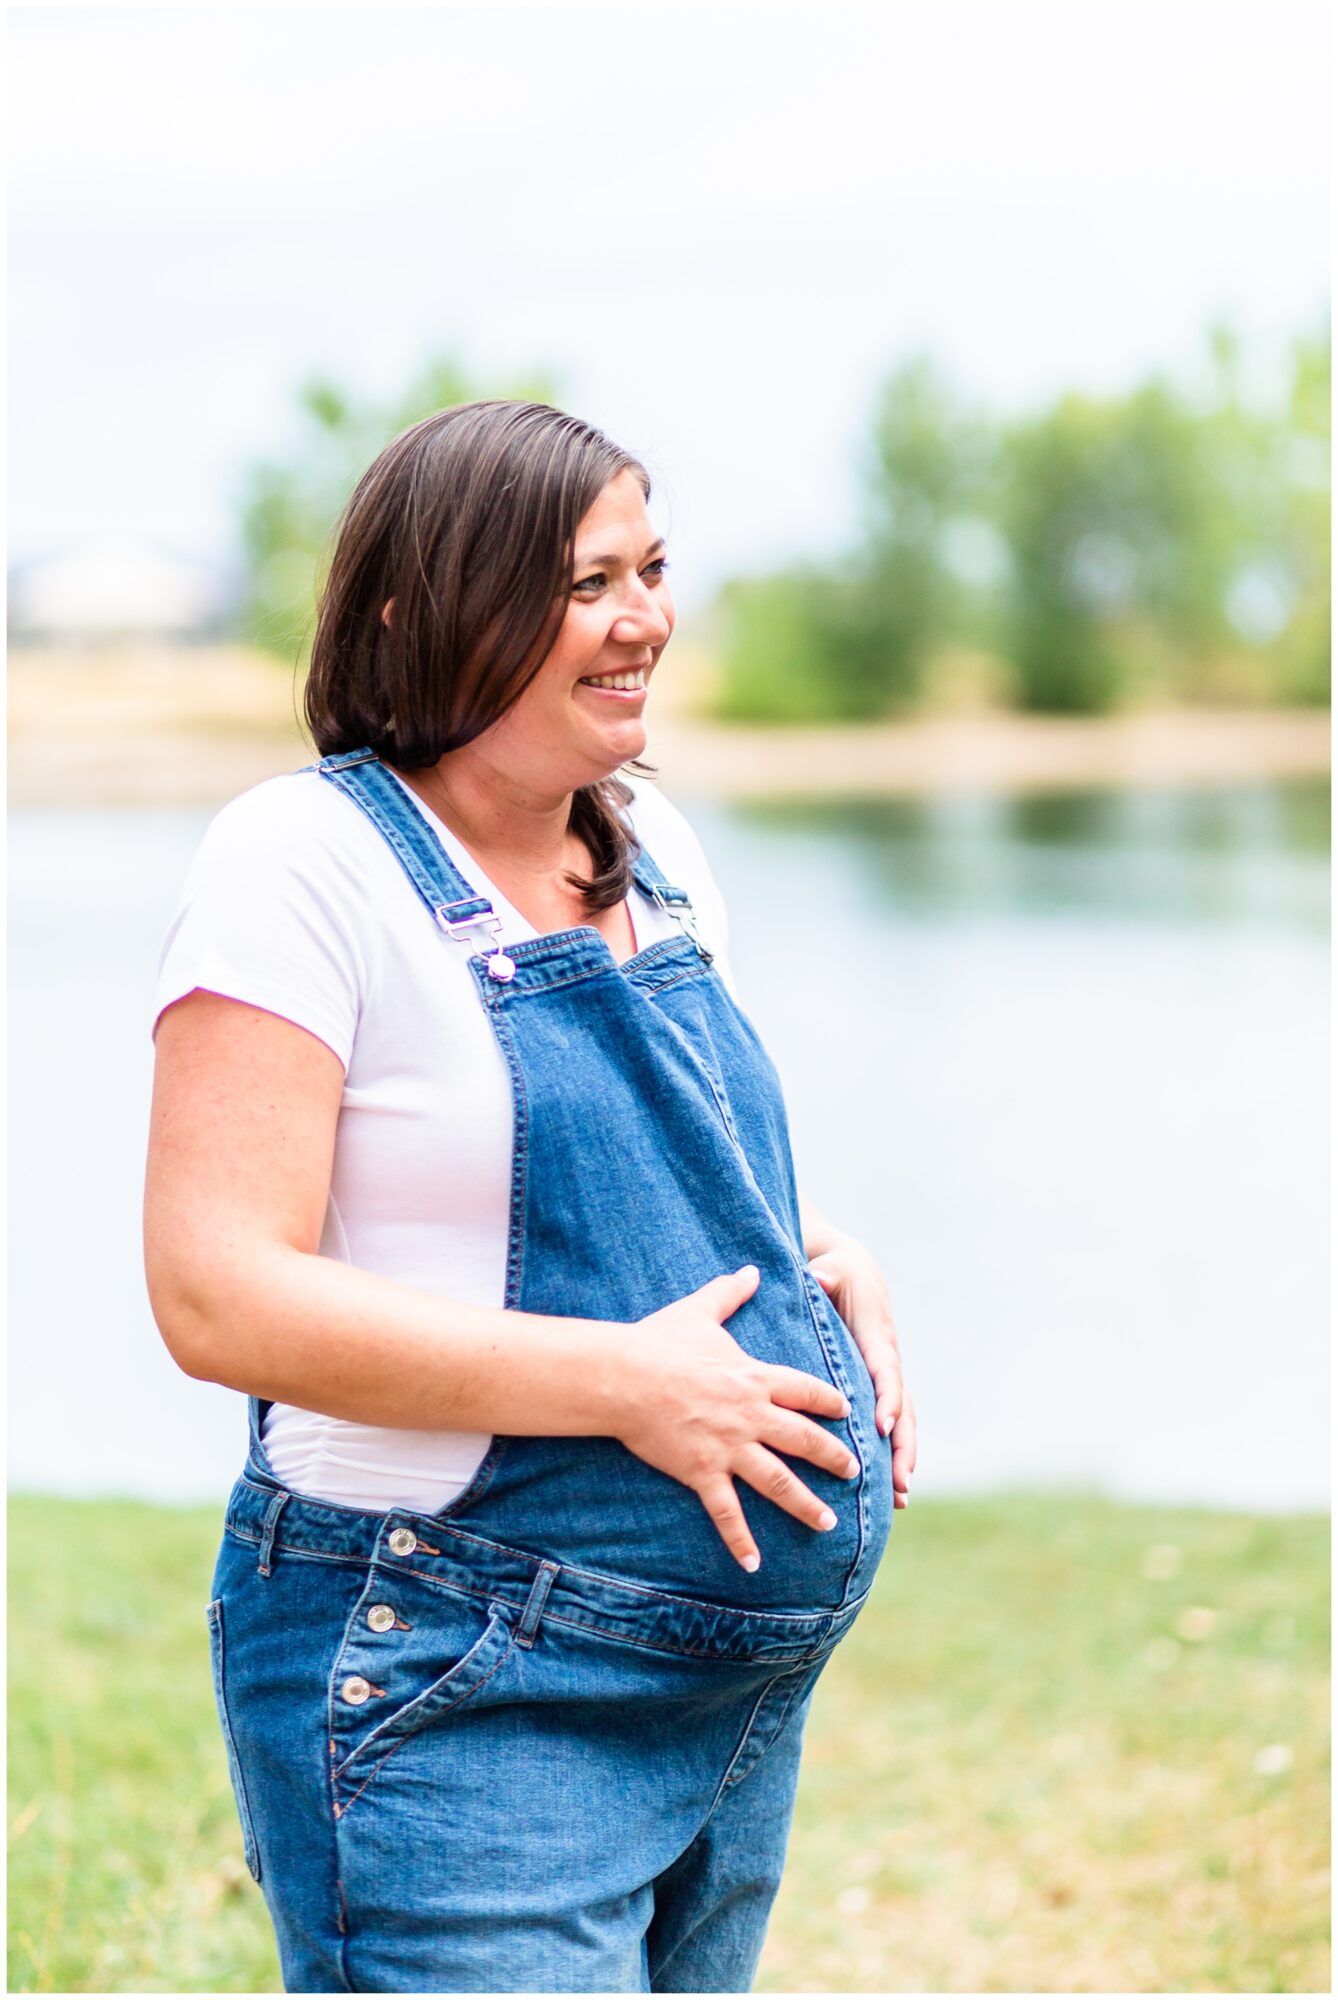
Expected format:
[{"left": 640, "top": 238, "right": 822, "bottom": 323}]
[
  {"left": 223, "top": 1525, "right": 848, "bottom": 1665},
  {"left": 640, "top": 964, "right": 709, "bottom": 996},
  {"left": 320, "top": 1595, "right": 359, "bottom": 1991},
  {"left": 333, "top": 1631, "right": 519, "bottom": 1818},
  {"left": 532, "top": 1606, "right": 822, "bottom": 1669},
  {"left": 207, "top": 1599, "right": 263, "bottom": 1881},
  {"left": 702, "top": 1677, "right": 783, "bottom": 1821},
  {"left": 723, "top": 1664, "right": 817, "bottom": 1791},
  {"left": 319, "top": 765, "right": 475, "bottom": 917},
  {"left": 798, "top": 1268, "right": 873, "bottom": 1613},
  {"left": 362, "top": 1569, "right": 825, "bottom": 1666},
  {"left": 485, "top": 998, "right": 529, "bottom": 1315},
  {"left": 226, "top": 1520, "right": 848, "bottom": 1638},
  {"left": 700, "top": 1660, "right": 817, "bottom": 1827},
  {"left": 332, "top": 1607, "right": 512, "bottom": 1780},
  {"left": 224, "top": 1530, "right": 369, "bottom": 1572},
  {"left": 488, "top": 962, "right": 619, "bottom": 1002}
]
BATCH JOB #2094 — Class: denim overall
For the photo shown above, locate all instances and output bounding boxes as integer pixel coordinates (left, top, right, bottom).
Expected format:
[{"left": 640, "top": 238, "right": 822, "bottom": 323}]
[{"left": 207, "top": 749, "right": 894, "bottom": 1992}]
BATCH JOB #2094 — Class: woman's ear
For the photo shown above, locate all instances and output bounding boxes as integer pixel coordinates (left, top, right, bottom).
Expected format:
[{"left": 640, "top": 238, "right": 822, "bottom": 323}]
[{"left": 381, "top": 597, "right": 396, "bottom": 628}]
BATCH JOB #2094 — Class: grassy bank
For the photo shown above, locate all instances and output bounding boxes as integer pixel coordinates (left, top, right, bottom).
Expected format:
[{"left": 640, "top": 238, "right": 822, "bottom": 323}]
[{"left": 7, "top": 1494, "right": 1329, "bottom": 1992}]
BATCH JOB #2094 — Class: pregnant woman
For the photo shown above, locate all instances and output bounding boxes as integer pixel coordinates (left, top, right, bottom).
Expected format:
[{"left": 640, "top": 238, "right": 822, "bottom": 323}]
[{"left": 144, "top": 399, "right": 916, "bottom": 1994}]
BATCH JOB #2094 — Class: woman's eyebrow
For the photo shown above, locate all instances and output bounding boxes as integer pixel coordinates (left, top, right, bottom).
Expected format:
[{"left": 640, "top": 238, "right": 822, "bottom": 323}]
[{"left": 574, "top": 537, "right": 666, "bottom": 569}]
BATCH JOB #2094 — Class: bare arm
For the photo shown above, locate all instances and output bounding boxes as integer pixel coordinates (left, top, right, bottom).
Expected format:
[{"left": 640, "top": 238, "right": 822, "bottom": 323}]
[
  {"left": 144, "top": 991, "right": 854, "bottom": 1565},
  {"left": 145, "top": 991, "right": 639, "bottom": 1435}
]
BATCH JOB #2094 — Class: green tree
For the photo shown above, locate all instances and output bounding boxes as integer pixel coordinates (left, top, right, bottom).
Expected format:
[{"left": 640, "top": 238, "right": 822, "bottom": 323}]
[
  {"left": 856, "top": 355, "right": 997, "bottom": 707},
  {"left": 997, "top": 379, "right": 1233, "bottom": 713},
  {"left": 714, "top": 357, "right": 993, "bottom": 722}
]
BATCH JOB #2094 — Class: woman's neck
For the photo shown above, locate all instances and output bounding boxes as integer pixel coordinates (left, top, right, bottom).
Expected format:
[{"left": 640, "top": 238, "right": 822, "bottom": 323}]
[{"left": 389, "top": 753, "right": 583, "bottom": 884}]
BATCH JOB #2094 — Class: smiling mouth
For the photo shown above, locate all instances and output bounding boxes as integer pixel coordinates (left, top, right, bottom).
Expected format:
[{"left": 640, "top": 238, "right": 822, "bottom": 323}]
[{"left": 576, "top": 666, "right": 649, "bottom": 696}]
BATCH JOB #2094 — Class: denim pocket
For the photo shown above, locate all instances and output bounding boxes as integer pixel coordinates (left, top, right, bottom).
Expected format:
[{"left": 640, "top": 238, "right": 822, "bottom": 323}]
[
  {"left": 206, "top": 1598, "right": 262, "bottom": 1882},
  {"left": 331, "top": 1588, "right": 520, "bottom": 1788}
]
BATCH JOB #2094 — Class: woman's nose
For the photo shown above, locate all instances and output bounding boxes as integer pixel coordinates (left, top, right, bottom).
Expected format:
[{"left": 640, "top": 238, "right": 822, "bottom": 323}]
[{"left": 615, "top": 585, "right": 673, "bottom": 646}]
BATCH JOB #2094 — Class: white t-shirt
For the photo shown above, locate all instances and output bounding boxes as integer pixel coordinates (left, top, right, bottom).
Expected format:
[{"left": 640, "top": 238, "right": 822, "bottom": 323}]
[{"left": 152, "top": 765, "right": 739, "bottom": 1512}]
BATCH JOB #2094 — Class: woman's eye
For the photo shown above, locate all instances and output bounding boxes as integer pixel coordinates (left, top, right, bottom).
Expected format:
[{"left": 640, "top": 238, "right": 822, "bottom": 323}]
[{"left": 572, "top": 558, "right": 671, "bottom": 595}]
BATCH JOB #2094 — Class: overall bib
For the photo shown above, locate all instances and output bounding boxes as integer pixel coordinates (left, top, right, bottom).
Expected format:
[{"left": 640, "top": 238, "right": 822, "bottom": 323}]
[{"left": 208, "top": 750, "right": 894, "bottom": 1993}]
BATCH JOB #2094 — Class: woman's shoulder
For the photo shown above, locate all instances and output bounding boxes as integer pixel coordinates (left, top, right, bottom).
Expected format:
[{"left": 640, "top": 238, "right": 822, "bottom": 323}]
[{"left": 189, "top": 767, "right": 378, "bottom": 885}]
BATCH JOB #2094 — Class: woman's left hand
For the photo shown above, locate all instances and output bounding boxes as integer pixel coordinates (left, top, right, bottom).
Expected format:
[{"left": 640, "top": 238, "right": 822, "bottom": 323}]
[{"left": 807, "top": 1237, "right": 917, "bottom": 1508}]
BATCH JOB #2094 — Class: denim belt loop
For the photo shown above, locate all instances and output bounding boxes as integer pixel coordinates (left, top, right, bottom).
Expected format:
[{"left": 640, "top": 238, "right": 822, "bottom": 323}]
[
  {"left": 257, "top": 1492, "right": 289, "bottom": 1577},
  {"left": 515, "top": 1560, "right": 560, "bottom": 1648}
]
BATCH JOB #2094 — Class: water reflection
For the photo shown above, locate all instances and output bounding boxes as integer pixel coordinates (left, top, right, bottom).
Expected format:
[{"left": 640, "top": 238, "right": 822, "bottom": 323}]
[{"left": 729, "top": 779, "right": 1330, "bottom": 928}]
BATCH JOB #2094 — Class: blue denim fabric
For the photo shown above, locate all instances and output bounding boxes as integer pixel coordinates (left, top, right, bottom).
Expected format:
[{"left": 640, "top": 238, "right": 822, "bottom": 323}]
[{"left": 206, "top": 749, "right": 894, "bottom": 1991}]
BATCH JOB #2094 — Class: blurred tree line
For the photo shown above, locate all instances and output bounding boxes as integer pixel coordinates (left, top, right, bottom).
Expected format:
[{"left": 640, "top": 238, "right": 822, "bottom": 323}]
[
  {"left": 715, "top": 320, "right": 1330, "bottom": 718},
  {"left": 240, "top": 322, "right": 1328, "bottom": 718}
]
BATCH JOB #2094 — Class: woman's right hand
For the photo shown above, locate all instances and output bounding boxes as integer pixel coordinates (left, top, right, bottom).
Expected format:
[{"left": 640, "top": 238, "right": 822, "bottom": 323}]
[{"left": 613, "top": 1264, "right": 859, "bottom": 1572}]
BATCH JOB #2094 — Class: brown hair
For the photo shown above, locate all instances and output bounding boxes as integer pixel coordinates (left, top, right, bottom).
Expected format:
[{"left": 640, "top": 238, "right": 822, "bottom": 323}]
[{"left": 305, "top": 398, "right": 657, "bottom": 912}]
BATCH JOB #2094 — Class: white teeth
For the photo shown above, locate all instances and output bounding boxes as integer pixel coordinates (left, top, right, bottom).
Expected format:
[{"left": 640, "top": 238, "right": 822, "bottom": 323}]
[{"left": 578, "top": 668, "right": 647, "bottom": 691}]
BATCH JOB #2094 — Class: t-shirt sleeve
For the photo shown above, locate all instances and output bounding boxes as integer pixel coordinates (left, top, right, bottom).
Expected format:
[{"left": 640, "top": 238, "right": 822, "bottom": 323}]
[{"left": 151, "top": 786, "right": 368, "bottom": 1072}]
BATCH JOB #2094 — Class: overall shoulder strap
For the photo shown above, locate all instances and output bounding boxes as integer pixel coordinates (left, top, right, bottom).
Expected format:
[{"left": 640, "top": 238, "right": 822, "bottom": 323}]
[
  {"left": 627, "top": 829, "right": 713, "bottom": 963},
  {"left": 302, "top": 749, "right": 496, "bottom": 931},
  {"left": 301, "top": 749, "right": 711, "bottom": 964}
]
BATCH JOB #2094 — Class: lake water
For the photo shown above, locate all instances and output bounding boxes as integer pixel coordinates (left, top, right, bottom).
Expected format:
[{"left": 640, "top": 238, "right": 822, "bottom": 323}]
[{"left": 8, "top": 779, "right": 1329, "bottom": 1511}]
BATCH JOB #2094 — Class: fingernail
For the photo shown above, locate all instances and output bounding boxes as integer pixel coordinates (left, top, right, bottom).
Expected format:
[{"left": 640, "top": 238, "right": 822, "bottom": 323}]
[
  {"left": 818, "top": 1508, "right": 837, "bottom": 1531},
  {"left": 740, "top": 1265, "right": 759, "bottom": 1282},
  {"left": 742, "top": 1552, "right": 760, "bottom": 1572},
  {"left": 843, "top": 1458, "right": 859, "bottom": 1478}
]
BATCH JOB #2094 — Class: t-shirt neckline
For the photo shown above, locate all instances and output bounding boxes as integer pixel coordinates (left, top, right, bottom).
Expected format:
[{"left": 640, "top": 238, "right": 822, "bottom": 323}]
[{"left": 378, "top": 764, "right": 643, "bottom": 953}]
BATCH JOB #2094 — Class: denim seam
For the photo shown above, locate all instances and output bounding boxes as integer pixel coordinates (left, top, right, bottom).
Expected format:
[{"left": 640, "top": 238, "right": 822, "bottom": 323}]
[
  {"left": 331, "top": 1605, "right": 514, "bottom": 1781},
  {"left": 321, "top": 765, "right": 475, "bottom": 917},
  {"left": 224, "top": 1522, "right": 848, "bottom": 1649},
  {"left": 332, "top": 1633, "right": 520, "bottom": 1820},
  {"left": 639, "top": 964, "right": 710, "bottom": 996},
  {"left": 224, "top": 1530, "right": 368, "bottom": 1572},
  {"left": 383, "top": 1565, "right": 830, "bottom": 1666},
  {"left": 321, "top": 1595, "right": 360, "bottom": 1987},
  {"left": 525, "top": 1605, "right": 824, "bottom": 1668},
  {"left": 485, "top": 963, "right": 622, "bottom": 1003},
  {"left": 476, "top": 942, "right": 706, "bottom": 1000},
  {"left": 700, "top": 1661, "right": 817, "bottom": 1827},
  {"left": 206, "top": 1599, "right": 263, "bottom": 1882},
  {"left": 486, "top": 999, "right": 530, "bottom": 1314},
  {"left": 799, "top": 1270, "right": 872, "bottom": 1614}
]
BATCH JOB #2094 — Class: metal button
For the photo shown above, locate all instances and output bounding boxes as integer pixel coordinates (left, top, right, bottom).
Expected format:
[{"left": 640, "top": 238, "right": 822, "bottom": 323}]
[
  {"left": 341, "top": 1676, "right": 373, "bottom": 1706},
  {"left": 366, "top": 1603, "right": 397, "bottom": 1633},
  {"left": 387, "top": 1528, "right": 417, "bottom": 1557}
]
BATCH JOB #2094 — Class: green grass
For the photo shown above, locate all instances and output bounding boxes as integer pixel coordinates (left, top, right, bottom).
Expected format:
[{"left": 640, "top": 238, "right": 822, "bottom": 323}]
[{"left": 7, "top": 1493, "right": 1329, "bottom": 1993}]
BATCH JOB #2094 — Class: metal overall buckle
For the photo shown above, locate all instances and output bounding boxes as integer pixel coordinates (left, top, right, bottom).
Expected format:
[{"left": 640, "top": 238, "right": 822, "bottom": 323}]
[
  {"left": 650, "top": 884, "right": 713, "bottom": 964},
  {"left": 435, "top": 900, "right": 516, "bottom": 983}
]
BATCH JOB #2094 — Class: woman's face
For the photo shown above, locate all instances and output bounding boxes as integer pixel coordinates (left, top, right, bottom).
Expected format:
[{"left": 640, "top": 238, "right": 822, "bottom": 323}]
[{"left": 477, "top": 467, "right": 675, "bottom": 796}]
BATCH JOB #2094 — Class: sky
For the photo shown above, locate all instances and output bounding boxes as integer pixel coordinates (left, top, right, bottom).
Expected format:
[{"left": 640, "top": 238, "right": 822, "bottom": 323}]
[{"left": 9, "top": 1, "right": 1330, "bottom": 612}]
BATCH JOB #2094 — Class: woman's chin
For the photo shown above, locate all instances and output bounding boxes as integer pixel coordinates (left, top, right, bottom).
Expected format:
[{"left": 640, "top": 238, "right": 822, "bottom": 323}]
[{"left": 580, "top": 719, "right": 647, "bottom": 773}]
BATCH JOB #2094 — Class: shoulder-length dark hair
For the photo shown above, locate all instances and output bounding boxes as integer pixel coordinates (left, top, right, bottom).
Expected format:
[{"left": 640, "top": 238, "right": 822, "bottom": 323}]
[{"left": 305, "top": 398, "right": 657, "bottom": 913}]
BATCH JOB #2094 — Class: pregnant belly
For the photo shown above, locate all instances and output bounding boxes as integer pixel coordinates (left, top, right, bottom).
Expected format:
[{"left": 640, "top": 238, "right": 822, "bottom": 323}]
[{"left": 439, "top": 1266, "right": 895, "bottom": 1616}]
